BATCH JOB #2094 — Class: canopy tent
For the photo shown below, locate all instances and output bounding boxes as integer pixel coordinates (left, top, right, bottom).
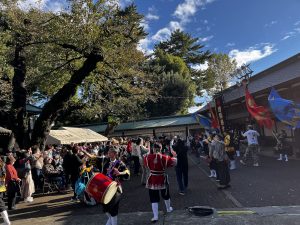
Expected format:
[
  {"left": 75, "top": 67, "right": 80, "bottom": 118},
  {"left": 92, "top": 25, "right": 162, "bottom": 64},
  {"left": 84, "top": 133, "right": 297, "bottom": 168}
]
[
  {"left": 60, "top": 127, "right": 108, "bottom": 143},
  {"left": 46, "top": 127, "right": 108, "bottom": 145},
  {"left": 46, "top": 130, "right": 80, "bottom": 145}
]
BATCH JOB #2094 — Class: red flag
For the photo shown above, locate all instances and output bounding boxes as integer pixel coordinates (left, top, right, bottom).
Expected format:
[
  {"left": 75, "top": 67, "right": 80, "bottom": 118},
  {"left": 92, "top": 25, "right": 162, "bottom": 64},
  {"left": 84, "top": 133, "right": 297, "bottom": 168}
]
[
  {"left": 208, "top": 103, "right": 219, "bottom": 129},
  {"left": 245, "top": 88, "right": 274, "bottom": 129}
]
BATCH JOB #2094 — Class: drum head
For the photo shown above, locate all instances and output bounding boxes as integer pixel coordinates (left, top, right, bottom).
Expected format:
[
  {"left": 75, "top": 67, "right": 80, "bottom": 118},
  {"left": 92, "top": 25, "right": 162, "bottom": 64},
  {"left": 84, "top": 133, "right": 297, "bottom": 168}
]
[{"left": 103, "top": 181, "right": 118, "bottom": 204}]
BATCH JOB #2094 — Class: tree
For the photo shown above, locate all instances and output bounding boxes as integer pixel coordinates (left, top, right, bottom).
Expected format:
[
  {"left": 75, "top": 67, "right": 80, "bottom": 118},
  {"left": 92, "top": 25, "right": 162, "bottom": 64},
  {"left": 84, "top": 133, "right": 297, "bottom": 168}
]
[
  {"left": 155, "top": 29, "right": 210, "bottom": 65},
  {"left": 154, "top": 29, "right": 211, "bottom": 97},
  {"left": 202, "top": 53, "right": 237, "bottom": 95},
  {"left": 145, "top": 49, "right": 196, "bottom": 117},
  {"left": 0, "top": 1, "right": 151, "bottom": 149}
]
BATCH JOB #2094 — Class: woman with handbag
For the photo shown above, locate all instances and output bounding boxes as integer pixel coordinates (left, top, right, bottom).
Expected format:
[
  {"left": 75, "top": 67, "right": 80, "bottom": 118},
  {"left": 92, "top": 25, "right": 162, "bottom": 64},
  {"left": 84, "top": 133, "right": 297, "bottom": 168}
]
[{"left": 5, "top": 156, "right": 21, "bottom": 210}]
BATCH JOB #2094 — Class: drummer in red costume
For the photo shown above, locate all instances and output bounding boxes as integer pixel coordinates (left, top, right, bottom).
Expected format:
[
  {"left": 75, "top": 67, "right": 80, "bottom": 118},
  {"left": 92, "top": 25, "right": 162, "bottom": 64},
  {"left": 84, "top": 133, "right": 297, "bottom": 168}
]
[
  {"left": 144, "top": 142, "right": 177, "bottom": 223},
  {"left": 103, "top": 146, "right": 130, "bottom": 225}
]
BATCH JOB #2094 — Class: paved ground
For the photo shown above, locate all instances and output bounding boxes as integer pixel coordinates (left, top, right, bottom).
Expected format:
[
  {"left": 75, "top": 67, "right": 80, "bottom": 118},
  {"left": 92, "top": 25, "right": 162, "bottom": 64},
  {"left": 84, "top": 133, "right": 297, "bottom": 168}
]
[
  {"left": 195, "top": 151, "right": 300, "bottom": 207},
  {"left": 6, "top": 147, "right": 300, "bottom": 225}
]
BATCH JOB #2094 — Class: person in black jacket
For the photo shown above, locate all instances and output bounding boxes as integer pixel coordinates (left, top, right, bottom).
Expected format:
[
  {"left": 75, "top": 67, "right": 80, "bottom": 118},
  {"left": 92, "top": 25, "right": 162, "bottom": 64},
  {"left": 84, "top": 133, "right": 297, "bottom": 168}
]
[
  {"left": 173, "top": 139, "right": 188, "bottom": 195},
  {"left": 69, "top": 146, "right": 83, "bottom": 201}
]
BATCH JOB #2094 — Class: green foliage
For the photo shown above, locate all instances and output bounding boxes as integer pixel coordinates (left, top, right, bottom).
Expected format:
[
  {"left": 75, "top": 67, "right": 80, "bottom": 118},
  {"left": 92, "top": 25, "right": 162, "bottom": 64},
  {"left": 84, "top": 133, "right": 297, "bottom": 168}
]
[
  {"left": 0, "top": 1, "right": 157, "bottom": 136},
  {"left": 155, "top": 29, "right": 210, "bottom": 65},
  {"left": 145, "top": 50, "right": 196, "bottom": 117},
  {"left": 202, "top": 53, "right": 237, "bottom": 95}
]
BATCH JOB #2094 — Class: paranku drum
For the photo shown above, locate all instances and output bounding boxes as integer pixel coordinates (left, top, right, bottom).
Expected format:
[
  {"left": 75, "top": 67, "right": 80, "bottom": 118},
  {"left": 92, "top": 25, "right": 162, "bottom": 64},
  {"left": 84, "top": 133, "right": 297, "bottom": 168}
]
[{"left": 86, "top": 173, "right": 118, "bottom": 204}]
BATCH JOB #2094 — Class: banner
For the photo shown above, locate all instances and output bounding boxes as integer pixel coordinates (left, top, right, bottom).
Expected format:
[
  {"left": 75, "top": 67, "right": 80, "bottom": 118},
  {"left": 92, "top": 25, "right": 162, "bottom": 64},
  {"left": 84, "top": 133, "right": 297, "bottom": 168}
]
[
  {"left": 268, "top": 88, "right": 300, "bottom": 128},
  {"left": 193, "top": 113, "right": 211, "bottom": 128},
  {"left": 245, "top": 88, "right": 273, "bottom": 129},
  {"left": 208, "top": 103, "right": 219, "bottom": 129},
  {"left": 214, "top": 95, "right": 226, "bottom": 133}
]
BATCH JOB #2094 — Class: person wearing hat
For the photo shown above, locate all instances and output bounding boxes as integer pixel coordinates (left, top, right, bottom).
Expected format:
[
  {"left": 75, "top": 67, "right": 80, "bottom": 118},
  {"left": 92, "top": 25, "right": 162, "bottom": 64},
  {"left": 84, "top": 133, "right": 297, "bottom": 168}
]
[
  {"left": 144, "top": 142, "right": 177, "bottom": 223},
  {"left": 240, "top": 125, "right": 260, "bottom": 166},
  {"left": 103, "top": 147, "right": 130, "bottom": 225}
]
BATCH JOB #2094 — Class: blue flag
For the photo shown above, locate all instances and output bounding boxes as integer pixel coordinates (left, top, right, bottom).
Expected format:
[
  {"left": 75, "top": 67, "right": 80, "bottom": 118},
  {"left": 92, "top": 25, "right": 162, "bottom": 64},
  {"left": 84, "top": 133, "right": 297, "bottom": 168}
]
[
  {"left": 193, "top": 113, "right": 211, "bottom": 128},
  {"left": 268, "top": 88, "right": 300, "bottom": 128}
]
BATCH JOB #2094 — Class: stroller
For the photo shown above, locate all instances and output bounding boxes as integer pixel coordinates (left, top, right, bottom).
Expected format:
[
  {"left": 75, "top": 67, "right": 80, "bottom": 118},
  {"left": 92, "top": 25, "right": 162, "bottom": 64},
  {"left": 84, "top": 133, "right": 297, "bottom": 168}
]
[{"left": 75, "top": 167, "right": 97, "bottom": 206}]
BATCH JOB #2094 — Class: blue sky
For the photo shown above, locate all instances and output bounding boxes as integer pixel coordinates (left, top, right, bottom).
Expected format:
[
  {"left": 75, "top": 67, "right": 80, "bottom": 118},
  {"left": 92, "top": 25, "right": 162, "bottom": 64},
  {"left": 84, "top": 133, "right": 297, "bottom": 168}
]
[
  {"left": 19, "top": 0, "right": 300, "bottom": 73},
  {"left": 18, "top": 0, "right": 300, "bottom": 111},
  {"left": 129, "top": 0, "right": 300, "bottom": 73}
]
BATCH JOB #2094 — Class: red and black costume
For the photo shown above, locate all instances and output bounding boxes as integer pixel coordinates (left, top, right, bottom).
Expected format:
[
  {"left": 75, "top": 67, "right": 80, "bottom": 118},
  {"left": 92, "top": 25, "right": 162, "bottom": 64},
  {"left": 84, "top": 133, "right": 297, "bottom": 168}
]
[{"left": 144, "top": 151, "right": 177, "bottom": 222}]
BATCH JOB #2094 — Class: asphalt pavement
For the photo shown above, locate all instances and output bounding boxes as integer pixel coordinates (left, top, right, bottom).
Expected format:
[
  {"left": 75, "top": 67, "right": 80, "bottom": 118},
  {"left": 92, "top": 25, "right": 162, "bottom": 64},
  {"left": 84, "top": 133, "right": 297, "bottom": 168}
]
[{"left": 6, "top": 149, "right": 300, "bottom": 225}]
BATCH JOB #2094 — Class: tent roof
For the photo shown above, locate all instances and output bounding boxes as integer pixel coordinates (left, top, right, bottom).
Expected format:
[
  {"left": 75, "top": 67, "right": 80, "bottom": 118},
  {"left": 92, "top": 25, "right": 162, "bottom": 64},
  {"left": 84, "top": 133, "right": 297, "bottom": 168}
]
[
  {"left": 46, "top": 127, "right": 108, "bottom": 145},
  {"left": 46, "top": 130, "right": 80, "bottom": 145},
  {"left": 60, "top": 127, "right": 108, "bottom": 143}
]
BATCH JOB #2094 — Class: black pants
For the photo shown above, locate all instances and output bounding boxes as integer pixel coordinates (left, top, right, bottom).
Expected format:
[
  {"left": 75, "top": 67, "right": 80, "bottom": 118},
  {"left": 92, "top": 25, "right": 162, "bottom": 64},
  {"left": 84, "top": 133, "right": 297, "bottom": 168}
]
[
  {"left": 175, "top": 166, "right": 188, "bottom": 192},
  {"left": 103, "top": 191, "right": 122, "bottom": 217},
  {"left": 149, "top": 188, "right": 170, "bottom": 203},
  {"left": 216, "top": 161, "right": 230, "bottom": 186},
  {"left": 0, "top": 192, "right": 6, "bottom": 212},
  {"left": 32, "top": 168, "right": 43, "bottom": 190},
  {"left": 131, "top": 156, "right": 140, "bottom": 174},
  {"left": 7, "top": 181, "right": 18, "bottom": 209}
]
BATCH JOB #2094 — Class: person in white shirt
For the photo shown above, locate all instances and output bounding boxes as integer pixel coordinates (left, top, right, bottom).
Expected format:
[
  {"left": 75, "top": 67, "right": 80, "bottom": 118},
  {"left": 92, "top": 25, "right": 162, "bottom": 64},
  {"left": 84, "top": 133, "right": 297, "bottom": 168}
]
[{"left": 240, "top": 125, "right": 260, "bottom": 167}]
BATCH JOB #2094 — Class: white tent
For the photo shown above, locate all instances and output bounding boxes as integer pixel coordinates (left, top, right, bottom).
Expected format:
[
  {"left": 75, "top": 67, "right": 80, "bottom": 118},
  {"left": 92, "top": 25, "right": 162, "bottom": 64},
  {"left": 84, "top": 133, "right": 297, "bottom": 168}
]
[
  {"left": 46, "top": 130, "right": 81, "bottom": 145},
  {"left": 60, "top": 127, "right": 108, "bottom": 143},
  {"left": 46, "top": 127, "right": 108, "bottom": 145}
]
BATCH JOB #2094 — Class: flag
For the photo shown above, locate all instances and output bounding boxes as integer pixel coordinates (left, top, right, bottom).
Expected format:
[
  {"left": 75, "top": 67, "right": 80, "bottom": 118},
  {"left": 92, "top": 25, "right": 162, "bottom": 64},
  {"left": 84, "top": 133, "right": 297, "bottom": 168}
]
[
  {"left": 268, "top": 88, "right": 300, "bottom": 128},
  {"left": 193, "top": 113, "right": 211, "bottom": 128},
  {"left": 208, "top": 103, "right": 219, "bottom": 129},
  {"left": 245, "top": 88, "right": 274, "bottom": 129}
]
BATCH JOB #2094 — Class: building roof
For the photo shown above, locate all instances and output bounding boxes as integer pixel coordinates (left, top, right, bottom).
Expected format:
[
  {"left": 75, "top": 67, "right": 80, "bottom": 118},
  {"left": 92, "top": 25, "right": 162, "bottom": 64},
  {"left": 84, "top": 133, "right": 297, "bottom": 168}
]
[
  {"left": 222, "top": 53, "right": 300, "bottom": 103},
  {"left": 78, "top": 114, "right": 202, "bottom": 133}
]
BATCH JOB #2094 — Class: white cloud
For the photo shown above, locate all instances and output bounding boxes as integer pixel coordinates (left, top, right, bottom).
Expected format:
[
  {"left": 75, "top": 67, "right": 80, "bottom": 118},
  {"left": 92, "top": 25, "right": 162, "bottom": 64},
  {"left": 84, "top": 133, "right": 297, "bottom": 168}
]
[
  {"left": 140, "top": 20, "right": 150, "bottom": 31},
  {"left": 264, "top": 20, "right": 278, "bottom": 27},
  {"left": 199, "top": 35, "right": 213, "bottom": 42},
  {"left": 294, "top": 21, "right": 300, "bottom": 26},
  {"left": 281, "top": 35, "right": 291, "bottom": 41},
  {"left": 17, "top": 0, "right": 47, "bottom": 10},
  {"left": 17, "top": 0, "right": 67, "bottom": 13},
  {"left": 47, "top": 1, "right": 65, "bottom": 13},
  {"left": 226, "top": 42, "right": 235, "bottom": 47},
  {"left": 149, "top": 0, "right": 214, "bottom": 51},
  {"left": 137, "top": 38, "right": 153, "bottom": 55},
  {"left": 174, "top": 0, "right": 214, "bottom": 24},
  {"left": 117, "top": 0, "right": 132, "bottom": 8},
  {"left": 281, "top": 27, "right": 300, "bottom": 41},
  {"left": 152, "top": 27, "right": 172, "bottom": 41},
  {"left": 145, "top": 13, "right": 159, "bottom": 20},
  {"left": 169, "top": 21, "right": 183, "bottom": 31},
  {"left": 191, "top": 61, "right": 209, "bottom": 71},
  {"left": 229, "top": 44, "right": 277, "bottom": 67}
]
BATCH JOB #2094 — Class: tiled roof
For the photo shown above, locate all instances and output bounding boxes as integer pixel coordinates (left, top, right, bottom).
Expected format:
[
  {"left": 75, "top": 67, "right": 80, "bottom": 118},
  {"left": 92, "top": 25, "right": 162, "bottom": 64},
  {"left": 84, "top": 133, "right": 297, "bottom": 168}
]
[{"left": 78, "top": 115, "right": 201, "bottom": 133}]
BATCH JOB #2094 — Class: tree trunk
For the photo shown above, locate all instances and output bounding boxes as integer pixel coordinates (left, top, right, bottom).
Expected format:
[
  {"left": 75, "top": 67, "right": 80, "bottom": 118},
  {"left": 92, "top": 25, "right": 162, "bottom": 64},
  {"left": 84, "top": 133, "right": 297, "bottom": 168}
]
[
  {"left": 30, "top": 52, "right": 103, "bottom": 150},
  {"left": 104, "top": 123, "right": 117, "bottom": 137},
  {"left": 10, "top": 44, "right": 28, "bottom": 149}
]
